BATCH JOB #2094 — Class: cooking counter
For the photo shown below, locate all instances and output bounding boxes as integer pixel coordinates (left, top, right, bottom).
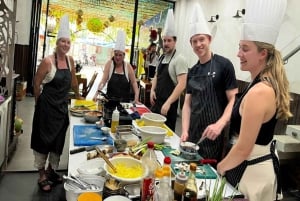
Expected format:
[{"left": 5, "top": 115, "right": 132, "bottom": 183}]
[{"left": 67, "top": 100, "right": 240, "bottom": 199}]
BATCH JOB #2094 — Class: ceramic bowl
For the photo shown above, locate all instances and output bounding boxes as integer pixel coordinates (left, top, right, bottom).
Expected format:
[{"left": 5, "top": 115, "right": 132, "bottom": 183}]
[
  {"left": 101, "top": 126, "right": 110, "bottom": 135},
  {"left": 103, "top": 157, "right": 148, "bottom": 183},
  {"left": 138, "top": 126, "right": 167, "bottom": 144},
  {"left": 141, "top": 113, "right": 166, "bottom": 127},
  {"left": 83, "top": 111, "right": 102, "bottom": 123},
  {"left": 179, "top": 141, "right": 199, "bottom": 160}
]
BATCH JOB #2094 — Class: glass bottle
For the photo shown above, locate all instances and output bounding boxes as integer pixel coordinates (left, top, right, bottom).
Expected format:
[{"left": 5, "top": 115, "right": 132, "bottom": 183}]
[
  {"left": 183, "top": 163, "right": 198, "bottom": 201},
  {"left": 173, "top": 168, "right": 188, "bottom": 201}
]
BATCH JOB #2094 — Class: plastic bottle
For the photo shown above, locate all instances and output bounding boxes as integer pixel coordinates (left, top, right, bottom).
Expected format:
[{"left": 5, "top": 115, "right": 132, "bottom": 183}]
[
  {"left": 140, "top": 141, "right": 160, "bottom": 201},
  {"left": 183, "top": 163, "right": 198, "bottom": 201},
  {"left": 162, "top": 156, "right": 172, "bottom": 186},
  {"left": 155, "top": 176, "right": 174, "bottom": 201},
  {"left": 110, "top": 107, "right": 119, "bottom": 133},
  {"left": 173, "top": 169, "right": 188, "bottom": 201}
]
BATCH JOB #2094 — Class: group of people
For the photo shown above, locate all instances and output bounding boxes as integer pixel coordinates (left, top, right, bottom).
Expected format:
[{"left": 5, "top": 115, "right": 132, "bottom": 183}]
[{"left": 31, "top": 0, "right": 292, "bottom": 200}]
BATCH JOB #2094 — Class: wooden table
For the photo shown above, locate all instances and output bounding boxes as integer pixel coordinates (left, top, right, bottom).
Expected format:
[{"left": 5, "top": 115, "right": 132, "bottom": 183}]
[{"left": 139, "top": 78, "right": 152, "bottom": 107}]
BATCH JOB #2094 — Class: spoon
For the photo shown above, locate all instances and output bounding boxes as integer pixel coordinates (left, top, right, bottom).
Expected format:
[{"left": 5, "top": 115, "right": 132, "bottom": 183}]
[{"left": 90, "top": 137, "right": 107, "bottom": 141}]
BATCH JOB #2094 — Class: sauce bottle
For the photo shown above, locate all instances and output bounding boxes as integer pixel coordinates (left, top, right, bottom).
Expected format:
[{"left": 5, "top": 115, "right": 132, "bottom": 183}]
[
  {"left": 110, "top": 107, "right": 119, "bottom": 133},
  {"left": 173, "top": 168, "right": 188, "bottom": 201},
  {"left": 183, "top": 163, "right": 198, "bottom": 201}
]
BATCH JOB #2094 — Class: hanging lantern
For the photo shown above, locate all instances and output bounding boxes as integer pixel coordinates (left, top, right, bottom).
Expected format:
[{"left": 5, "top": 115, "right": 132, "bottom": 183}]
[
  {"left": 108, "top": 15, "right": 115, "bottom": 22},
  {"left": 47, "top": 16, "right": 56, "bottom": 33},
  {"left": 87, "top": 18, "right": 104, "bottom": 33}
]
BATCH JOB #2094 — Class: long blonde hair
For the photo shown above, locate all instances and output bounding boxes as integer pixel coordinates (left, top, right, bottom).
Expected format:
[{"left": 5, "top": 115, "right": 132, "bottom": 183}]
[{"left": 255, "top": 41, "right": 292, "bottom": 120}]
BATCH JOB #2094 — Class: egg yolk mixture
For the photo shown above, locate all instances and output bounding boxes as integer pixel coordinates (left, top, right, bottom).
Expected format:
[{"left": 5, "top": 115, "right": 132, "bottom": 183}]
[{"left": 109, "top": 162, "right": 143, "bottom": 178}]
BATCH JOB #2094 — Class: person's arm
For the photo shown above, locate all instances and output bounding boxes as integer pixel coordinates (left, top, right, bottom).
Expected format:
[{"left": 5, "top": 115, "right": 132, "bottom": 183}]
[
  {"left": 217, "top": 83, "right": 275, "bottom": 175},
  {"left": 69, "top": 56, "right": 81, "bottom": 99},
  {"left": 160, "top": 73, "right": 187, "bottom": 115},
  {"left": 33, "top": 57, "right": 51, "bottom": 103},
  {"left": 181, "top": 94, "right": 191, "bottom": 141},
  {"left": 202, "top": 88, "right": 238, "bottom": 140},
  {"left": 127, "top": 63, "right": 141, "bottom": 104},
  {"left": 150, "top": 74, "right": 157, "bottom": 106},
  {"left": 93, "top": 60, "right": 111, "bottom": 100}
]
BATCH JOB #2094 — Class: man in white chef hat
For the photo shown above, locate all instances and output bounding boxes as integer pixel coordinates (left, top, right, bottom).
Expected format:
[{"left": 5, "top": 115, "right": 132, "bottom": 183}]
[
  {"left": 31, "top": 14, "right": 81, "bottom": 192},
  {"left": 180, "top": 3, "right": 238, "bottom": 164},
  {"left": 94, "top": 29, "right": 140, "bottom": 104},
  {"left": 150, "top": 9, "right": 188, "bottom": 131},
  {"left": 217, "top": 0, "right": 291, "bottom": 200}
]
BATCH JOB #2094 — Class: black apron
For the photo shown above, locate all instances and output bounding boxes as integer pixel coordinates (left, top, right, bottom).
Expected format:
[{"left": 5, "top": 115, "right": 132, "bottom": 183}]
[
  {"left": 187, "top": 55, "right": 224, "bottom": 161},
  {"left": 151, "top": 51, "right": 178, "bottom": 131},
  {"left": 107, "top": 62, "right": 131, "bottom": 102},
  {"left": 31, "top": 55, "right": 71, "bottom": 155}
]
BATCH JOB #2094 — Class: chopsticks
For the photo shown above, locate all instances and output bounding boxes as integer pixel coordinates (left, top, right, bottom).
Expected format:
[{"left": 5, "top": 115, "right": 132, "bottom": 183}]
[{"left": 95, "top": 146, "right": 117, "bottom": 173}]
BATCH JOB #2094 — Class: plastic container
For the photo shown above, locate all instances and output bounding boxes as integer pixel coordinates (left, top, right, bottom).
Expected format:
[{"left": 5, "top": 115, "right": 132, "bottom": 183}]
[
  {"left": 64, "top": 175, "right": 105, "bottom": 201},
  {"left": 111, "top": 107, "right": 119, "bottom": 133},
  {"left": 138, "top": 126, "right": 167, "bottom": 144},
  {"left": 142, "top": 112, "right": 166, "bottom": 127},
  {"left": 77, "top": 192, "right": 102, "bottom": 201}
]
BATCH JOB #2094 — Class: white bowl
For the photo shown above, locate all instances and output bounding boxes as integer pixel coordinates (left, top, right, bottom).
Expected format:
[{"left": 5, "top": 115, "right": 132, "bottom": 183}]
[
  {"left": 64, "top": 175, "right": 105, "bottom": 201},
  {"left": 104, "top": 195, "right": 131, "bottom": 201},
  {"left": 77, "top": 158, "right": 105, "bottom": 175},
  {"left": 101, "top": 126, "right": 110, "bottom": 135},
  {"left": 103, "top": 157, "right": 148, "bottom": 183},
  {"left": 138, "top": 126, "right": 167, "bottom": 144},
  {"left": 142, "top": 113, "right": 166, "bottom": 127}
]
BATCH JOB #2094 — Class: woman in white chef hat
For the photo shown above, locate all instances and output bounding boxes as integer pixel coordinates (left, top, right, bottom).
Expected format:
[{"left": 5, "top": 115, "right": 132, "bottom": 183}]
[
  {"left": 93, "top": 29, "right": 140, "bottom": 104},
  {"left": 31, "top": 15, "right": 80, "bottom": 192},
  {"left": 217, "top": 0, "right": 292, "bottom": 200}
]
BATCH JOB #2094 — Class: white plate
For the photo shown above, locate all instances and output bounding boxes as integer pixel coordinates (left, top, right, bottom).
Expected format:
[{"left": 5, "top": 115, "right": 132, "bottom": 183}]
[
  {"left": 77, "top": 158, "right": 105, "bottom": 175},
  {"left": 104, "top": 195, "right": 131, "bottom": 201}
]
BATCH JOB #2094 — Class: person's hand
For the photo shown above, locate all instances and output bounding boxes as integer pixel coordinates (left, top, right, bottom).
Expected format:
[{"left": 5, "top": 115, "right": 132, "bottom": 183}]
[
  {"left": 161, "top": 102, "right": 170, "bottom": 116},
  {"left": 133, "top": 99, "right": 142, "bottom": 105},
  {"left": 150, "top": 90, "right": 156, "bottom": 106},
  {"left": 217, "top": 163, "right": 225, "bottom": 176},
  {"left": 92, "top": 93, "right": 98, "bottom": 102},
  {"left": 202, "top": 122, "right": 223, "bottom": 140},
  {"left": 180, "top": 131, "right": 189, "bottom": 142}
]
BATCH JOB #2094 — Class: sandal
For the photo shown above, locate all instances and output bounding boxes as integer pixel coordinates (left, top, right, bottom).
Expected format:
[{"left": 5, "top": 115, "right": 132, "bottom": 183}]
[
  {"left": 47, "top": 169, "right": 63, "bottom": 185},
  {"left": 38, "top": 179, "right": 53, "bottom": 192}
]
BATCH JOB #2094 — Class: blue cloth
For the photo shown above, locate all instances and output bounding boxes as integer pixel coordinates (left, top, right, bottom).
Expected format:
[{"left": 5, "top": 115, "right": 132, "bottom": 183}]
[{"left": 73, "top": 125, "right": 114, "bottom": 146}]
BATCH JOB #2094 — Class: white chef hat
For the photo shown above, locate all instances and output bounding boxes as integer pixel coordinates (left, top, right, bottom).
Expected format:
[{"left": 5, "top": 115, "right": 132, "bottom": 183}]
[
  {"left": 57, "top": 15, "right": 71, "bottom": 40},
  {"left": 114, "top": 29, "right": 126, "bottom": 52},
  {"left": 188, "top": 3, "right": 211, "bottom": 40},
  {"left": 163, "top": 9, "right": 176, "bottom": 37},
  {"left": 241, "top": 0, "right": 287, "bottom": 45}
]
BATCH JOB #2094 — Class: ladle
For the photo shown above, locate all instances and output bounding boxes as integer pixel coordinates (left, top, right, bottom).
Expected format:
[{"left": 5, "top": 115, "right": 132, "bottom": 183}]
[{"left": 95, "top": 146, "right": 117, "bottom": 173}]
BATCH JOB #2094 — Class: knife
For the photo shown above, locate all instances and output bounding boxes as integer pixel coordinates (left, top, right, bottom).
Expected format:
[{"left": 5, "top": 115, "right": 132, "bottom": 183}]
[{"left": 69, "top": 145, "right": 96, "bottom": 154}]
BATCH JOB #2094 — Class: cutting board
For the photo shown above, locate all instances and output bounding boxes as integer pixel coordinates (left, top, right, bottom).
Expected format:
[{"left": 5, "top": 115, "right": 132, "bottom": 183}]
[
  {"left": 171, "top": 163, "right": 217, "bottom": 179},
  {"left": 73, "top": 125, "right": 114, "bottom": 146},
  {"left": 161, "top": 147, "right": 202, "bottom": 162}
]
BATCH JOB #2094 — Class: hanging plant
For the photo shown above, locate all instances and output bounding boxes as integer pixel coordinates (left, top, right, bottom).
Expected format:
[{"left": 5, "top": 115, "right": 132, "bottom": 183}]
[{"left": 87, "top": 18, "right": 104, "bottom": 33}]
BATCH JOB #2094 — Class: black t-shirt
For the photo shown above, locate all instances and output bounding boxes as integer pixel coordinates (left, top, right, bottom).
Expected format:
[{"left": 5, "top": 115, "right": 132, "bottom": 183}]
[{"left": 186, "top": 54, "right": 237, "bottom": 110}]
